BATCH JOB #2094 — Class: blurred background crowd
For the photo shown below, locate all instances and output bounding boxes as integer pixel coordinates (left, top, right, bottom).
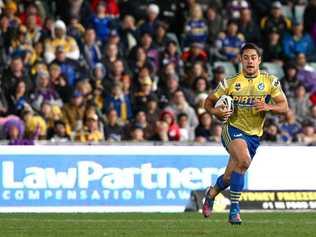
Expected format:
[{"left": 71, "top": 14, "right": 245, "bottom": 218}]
[{"left": 0, "top": 0, "right": 315, "bottom": 145}]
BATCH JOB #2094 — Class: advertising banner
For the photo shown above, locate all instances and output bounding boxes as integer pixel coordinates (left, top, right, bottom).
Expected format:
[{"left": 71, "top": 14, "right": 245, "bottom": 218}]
[{"left": 0, "top": 146, "right": 229, "bottom": 212}]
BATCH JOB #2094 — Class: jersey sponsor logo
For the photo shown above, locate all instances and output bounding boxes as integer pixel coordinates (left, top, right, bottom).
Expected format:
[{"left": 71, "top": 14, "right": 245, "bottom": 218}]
[
  {"left": 232, "top": 95, "right": 266, "bottom": 106},
  {"left": 258, "top": 83, "right": 265, "bottom": 90}
]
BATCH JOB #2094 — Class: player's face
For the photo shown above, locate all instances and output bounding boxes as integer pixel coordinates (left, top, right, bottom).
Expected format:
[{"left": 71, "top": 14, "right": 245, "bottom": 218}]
[{"left": 240, "top": 49, "right": 261, "bottom": 77}]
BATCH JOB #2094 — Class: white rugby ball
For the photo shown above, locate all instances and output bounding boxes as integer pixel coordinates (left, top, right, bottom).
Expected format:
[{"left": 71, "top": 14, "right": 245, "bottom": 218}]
[{"left": 214, "top": 95, "right": 234, "bottom": 112}]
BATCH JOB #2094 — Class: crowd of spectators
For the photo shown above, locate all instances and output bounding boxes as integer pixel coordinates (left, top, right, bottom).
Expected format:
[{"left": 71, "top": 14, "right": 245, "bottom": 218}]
[{"left": 0, "top": 0, "right": 315, "bottom": 145}]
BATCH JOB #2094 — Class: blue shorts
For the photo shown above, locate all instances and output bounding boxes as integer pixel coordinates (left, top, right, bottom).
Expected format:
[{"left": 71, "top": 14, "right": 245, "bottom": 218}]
[{"left": 221, "top": 124, "right": 260, "bottom": 159}]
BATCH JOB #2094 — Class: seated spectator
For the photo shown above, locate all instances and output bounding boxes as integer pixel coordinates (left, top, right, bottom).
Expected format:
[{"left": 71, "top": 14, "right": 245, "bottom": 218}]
[
  {"left": 296, "top": 120, "right": 316, "bottom": 145},
  {"left": 82, "top": 28, "right": 102, "bottom": 70},
  {"left": 260, "top": 1, "right": 291, "bottom": 39},
  {"left": 195, "top": 112, "right": 213, "bottom": 143},
  {"left": 104, "top": 83, "right": 133, "bottom": 123},
  {"left": 238, "top": 7, "right": 261, "bottom": 45},
  {"left": 49, "top": 63, "right": 72, "bottom": 103},
  {"left": 282, "top": 22, "right": 315, "bottom": 61},
  {"left": 288, "top": 84, "right": 312, "bottom": 122},
  {"left": 279, "top": 109, "right": 302, "bottom": 142},
  {"left": 215, "top": 20, "right": 244, "bottom": 63},
  {"left": 160, "top": 40, "right": 182, "bottom": 73},
  {"left": 7, "top": 80, "right": 32, "bottom": 115},
  {"left": 138, "top": 4, "right": 161, "bottom": 36},
  {"left": 154, "top": 22, "right": 170, "bottom": 51},
  {"left": 133, "top": 76, "right": 155, "bottom": 113},
  {"left": 182, "top": 61, "right": 209, "bottom": 89},
  {"left": 104, "top": 108, "right": 124, "bottom": 141},
  {"left": 2, "top": 115, "right": 27, "bottom": 144},
  {"left": 76, "top": 113, "right": 104, "bottom": 143},
  {"left": 261, "top": 122, "right": 283, "bottom": 142},
  {"left": 3, "top": 1, "right": 20, "bottom": 28},
  {"left": 22, "top": 109, "right": 47, "bottom": 140},
  {"left": 263, "top": 28, "right": 283, "bottom": 63},
  {"left": 177, "top": 112, "right": 194, "bottom": 141},
  {"left": 49, "top": 120, "right": 71, "bottom": 143},
  {"left": 44, "top": 20, "right": 80, "bottom": 63},
  {"left": 51, "top": 46, "right": 82, "bottom": 88},
  {"left": 210, "top": 66, "right": 225, "bottom": 90},
  {"left": 150, "top": 120, "right": 169, "bottom": 142},
  {"left": 206, "top": 5, "right": 225, "bottom": 46},
  {"left": 127, "top": 110, "right": 154, "bottom": 140},
  {"left": 168, "top": 90, "right": 198, "bottom": 130},
  {"left": 181, "top": 42, "right": 208, "bottom": 68},
  {"left": 90, "top": 1, "right": 113, "bottom": 43},
  {"left": 281, "top": 62, "right": 299, "bottom": 98},
  {"left": 145, "top": 94, "right": 160, "bottom": 129},
  {"left": 129, "top": 124, "right": 145, "bottom": 142},
  {"left": 209, "top": 122, "right": 222, "bottom": 143},
  {"left": 62, "top": 91, "right": 86, "bottom": 132},
  {"left": 31, "top": 71, "right": 63, "bottom": 112},
  {"left": 159, "top": 109, "right": 180, "bottom": 141},
  {"left": 19, "top": 2, "right": 42, "bottom": 27},
  {"left": 183, "top": 4, "right": 208, "bottom": 47},
  {"left": 119, "top": 15, "right": 137, "bottom": 55}
]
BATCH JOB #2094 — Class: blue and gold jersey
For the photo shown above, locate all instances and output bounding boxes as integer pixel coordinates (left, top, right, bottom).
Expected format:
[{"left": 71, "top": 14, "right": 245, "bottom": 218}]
[{"left": 213, "top": 71, "right": 284, "bottom": 136}]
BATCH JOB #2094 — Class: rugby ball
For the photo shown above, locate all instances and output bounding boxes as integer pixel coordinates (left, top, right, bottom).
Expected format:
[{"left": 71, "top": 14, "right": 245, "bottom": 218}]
[{"left": 214, "top": 95, "right": 234, "bottom": 113}]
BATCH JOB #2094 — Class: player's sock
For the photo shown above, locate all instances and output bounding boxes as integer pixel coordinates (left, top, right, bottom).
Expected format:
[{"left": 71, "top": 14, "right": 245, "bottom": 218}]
[
  {"left": 229, "top": 171, "right": 244, "bottom": 212},
  {"left": 215, "top": 174, "right": 229, "bottom": 191}
]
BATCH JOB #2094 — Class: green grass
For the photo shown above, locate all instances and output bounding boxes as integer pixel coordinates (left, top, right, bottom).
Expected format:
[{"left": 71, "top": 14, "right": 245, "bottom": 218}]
[{"left": 0, "top": 212, "right": 316, "bottom": 237}]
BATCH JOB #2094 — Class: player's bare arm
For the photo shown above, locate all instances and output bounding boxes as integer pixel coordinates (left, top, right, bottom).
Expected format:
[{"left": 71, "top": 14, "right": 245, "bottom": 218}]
[
  {"left": 204, "top": 93, "right": 232, "bottom": 121},
  {"left": 255, "top": 94, "right": 289, "bottom": 114}
]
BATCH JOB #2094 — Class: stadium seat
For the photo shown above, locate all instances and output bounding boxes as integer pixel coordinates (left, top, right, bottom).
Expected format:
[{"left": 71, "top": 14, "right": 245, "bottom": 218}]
[
  {"left": 213, "top": 61, "right": 237, "bottom": 77},
  {"left": 261, "top": 62, "right": 285, "bottom": 79},
  {"left": 294, "top": 5, "right": 306, "bottom": 23}
]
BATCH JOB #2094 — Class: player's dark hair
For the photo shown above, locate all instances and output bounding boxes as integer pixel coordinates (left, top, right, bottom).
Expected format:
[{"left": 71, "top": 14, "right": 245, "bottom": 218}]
[{"left": 240, "top": 43, "right": 262, "bottom": 57}]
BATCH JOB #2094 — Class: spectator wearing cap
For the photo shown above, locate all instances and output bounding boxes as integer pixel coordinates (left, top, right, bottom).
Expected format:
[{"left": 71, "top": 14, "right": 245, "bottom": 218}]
[
  {"left": 103, "top": 108, "right": 124, "bottom": 141},
  {"left": 90, "top": 1, "right": 113, "bottom": 44},
  {"left": 31, "top": 71, "right": 63, "bottom": 112},
  {"left": 62, "top": 90, "right": 86, "bottom": 132},
  {"left": 183, "top": 4, "right": 208, "bottom": 48},
  {"left": 104, "top": 83, "right": 133, "bottom": 123},
  {"left": 260, "top": 1, "right": 291, "bottom": 39},
  {"left": 76, "top": 112, "right": 104, "bottom": 143},
  {"left": 3, "top": 1, "right": 20, "bottom": 28},
  {"left": 51, "top": 45, "right": 82, "bottom": 88},
  {"left": 138, "top": 4, "right": 161, "bottom": 36},
  {"left": 206, "top": 5, "right": 225, "bottom": 46},
  {"left": 215, "top": 20, "right": 244, "bottom": 63},
  {"left": 282, "top": 21, "right": 315, "bottom": 61},
  {"left": 262, "top": 27, "right": 283, "bottom": 63},
  {"left": 1, "top": 55, "right": 33, "bottom": 101},
  {"left": 44, "top": 20, "right": 80, "bottom": 63},
  {"left": 238, "top": 7, "right": 261, "bottom": 46},
  {"left": 82, "top": 28, "right": 102, "bottom": 69}
]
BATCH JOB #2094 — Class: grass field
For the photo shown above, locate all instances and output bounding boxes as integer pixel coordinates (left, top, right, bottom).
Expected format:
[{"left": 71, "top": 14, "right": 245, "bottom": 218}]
[{"left": 0, "top": 212, "right": 316, "bottom": 237}]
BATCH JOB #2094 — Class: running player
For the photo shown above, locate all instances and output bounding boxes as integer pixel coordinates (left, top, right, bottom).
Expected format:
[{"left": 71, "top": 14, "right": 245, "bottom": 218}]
[{"left": 202, "top": 43, "right": 289, "bottom": 224}]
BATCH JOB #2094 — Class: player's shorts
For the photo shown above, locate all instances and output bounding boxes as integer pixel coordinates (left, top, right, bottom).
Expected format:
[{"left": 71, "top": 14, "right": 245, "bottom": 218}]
[{"left": 221, "top": 123, "right": 260, "bottom": 159}]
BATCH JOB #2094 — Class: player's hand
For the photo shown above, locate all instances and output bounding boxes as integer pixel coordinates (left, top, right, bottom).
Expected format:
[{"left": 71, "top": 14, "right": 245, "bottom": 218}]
[
  {"left": 213, "top": 104, "right": 233, "bottom": 121},
  {"left": 255, "top": 101, "right": 272, "bottom": 112}
]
